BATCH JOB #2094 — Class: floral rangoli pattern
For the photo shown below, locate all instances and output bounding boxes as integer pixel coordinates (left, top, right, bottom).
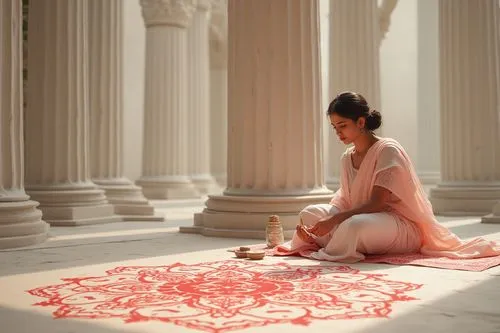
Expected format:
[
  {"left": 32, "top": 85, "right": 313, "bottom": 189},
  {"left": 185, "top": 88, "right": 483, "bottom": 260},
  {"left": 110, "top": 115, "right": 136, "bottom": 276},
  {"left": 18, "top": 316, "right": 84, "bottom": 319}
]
[{"left": 28, "top": 260, "right": 421, "bottom": 333}]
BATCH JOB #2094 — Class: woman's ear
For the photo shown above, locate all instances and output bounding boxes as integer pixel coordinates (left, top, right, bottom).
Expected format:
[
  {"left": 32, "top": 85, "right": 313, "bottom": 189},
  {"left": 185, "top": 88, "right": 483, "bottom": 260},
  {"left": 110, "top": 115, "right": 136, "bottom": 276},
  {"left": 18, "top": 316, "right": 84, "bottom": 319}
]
[{"left": 357, "top": 117, "right": 366, "bottom": 130}]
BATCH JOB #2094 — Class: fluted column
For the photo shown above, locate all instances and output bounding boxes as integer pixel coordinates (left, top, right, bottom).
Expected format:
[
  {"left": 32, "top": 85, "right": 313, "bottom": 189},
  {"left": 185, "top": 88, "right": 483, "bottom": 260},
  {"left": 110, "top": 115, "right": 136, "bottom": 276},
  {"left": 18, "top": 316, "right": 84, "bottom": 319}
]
[
  {"left": 329, "top": 0, "right": 381, "bottom": 110},
  {"left": 209, "top": 0, "right": 228, "bottom": 188},
  {"left": 180, "top": 0, "right": 333, "bottom": 239},
  {"left": 482, "top": 1, "right": 500, "bottom": 223},
  {"left": 136, "top": 0, "right": 200, "bottom": 200},
  {"left": 187, "top": 0, "right": 220, "bottom": 195},
  {"left": 326, "top": 0, "right": 382, "bottom": 190},
  {"left": 88, "top": 0, "right": 163, "bottom": 221},
  {"left": 25, "top": 0, "right": 117, "bottom": 226},
  {"left": 0, "top": 0, "right": 49, "bottom": 248},
  {"left": 430, "top": 0, "right": 500, "bottom": 216}
]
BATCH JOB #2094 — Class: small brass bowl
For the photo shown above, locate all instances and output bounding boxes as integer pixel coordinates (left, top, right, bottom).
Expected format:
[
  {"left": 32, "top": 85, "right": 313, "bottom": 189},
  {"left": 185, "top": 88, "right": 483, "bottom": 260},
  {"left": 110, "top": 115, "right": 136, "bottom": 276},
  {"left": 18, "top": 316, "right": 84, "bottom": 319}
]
[
  {"left": 239, "top": 246, "right": 251, "bottom": 251},
  {"left": 246, "top": 251, "right": 265, "bottom": 260}
]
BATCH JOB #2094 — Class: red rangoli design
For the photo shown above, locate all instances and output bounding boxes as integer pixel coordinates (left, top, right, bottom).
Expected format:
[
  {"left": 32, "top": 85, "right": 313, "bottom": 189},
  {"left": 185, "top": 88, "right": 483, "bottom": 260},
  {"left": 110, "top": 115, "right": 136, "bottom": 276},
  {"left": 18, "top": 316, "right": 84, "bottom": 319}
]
[{"left": 28, "top": 260, "right": 421, "bottom": 333}]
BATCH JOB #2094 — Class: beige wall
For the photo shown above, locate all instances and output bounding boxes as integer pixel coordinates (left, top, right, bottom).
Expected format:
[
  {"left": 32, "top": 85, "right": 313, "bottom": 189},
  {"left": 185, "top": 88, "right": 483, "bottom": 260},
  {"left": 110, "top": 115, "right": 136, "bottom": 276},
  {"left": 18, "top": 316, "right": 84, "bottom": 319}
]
[
  {"left": 416, "top": 0, "right": 440, "bottom": 177},
  {"left": 379, "top": 0, "right": 419, "bottom": 162}
]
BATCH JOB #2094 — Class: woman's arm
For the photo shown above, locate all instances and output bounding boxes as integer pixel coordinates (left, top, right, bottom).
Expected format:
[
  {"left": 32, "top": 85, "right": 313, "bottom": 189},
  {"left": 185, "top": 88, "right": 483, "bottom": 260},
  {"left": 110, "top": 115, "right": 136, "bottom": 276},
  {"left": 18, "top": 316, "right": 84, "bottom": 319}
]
[
  {"left": 343, "top": 185, "right": 392, "bottom": 218},
  {"left": 309, "top": 186, "right": 392, "bottom": 236}
]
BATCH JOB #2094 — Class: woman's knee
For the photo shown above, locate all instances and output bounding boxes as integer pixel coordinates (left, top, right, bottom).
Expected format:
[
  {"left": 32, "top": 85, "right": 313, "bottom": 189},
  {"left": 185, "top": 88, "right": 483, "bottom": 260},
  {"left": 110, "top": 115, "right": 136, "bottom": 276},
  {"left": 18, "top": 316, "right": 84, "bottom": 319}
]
[
  {"left": 299, "top": 204, "right": 317, "bottom": 216},
  {"left": 299, "top": 205, "right": 319, "bottom": 225},
  {"left": 298, "top": 204, "right": 338, "bottom": 226},
  {"left": 299, "top": 204, "right": 329, "bottom": 226}
]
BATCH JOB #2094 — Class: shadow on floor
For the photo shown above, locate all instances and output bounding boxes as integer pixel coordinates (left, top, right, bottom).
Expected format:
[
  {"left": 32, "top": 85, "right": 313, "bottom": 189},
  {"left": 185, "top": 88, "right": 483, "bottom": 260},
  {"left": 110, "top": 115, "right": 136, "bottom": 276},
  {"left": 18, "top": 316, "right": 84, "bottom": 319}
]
[
  {"left": 0, "top": 306, "right": 144, "bottom": 333},
  {"left": 0, "top": 226, "right": 262, "bottom": 277},
  {"left": 350, "top": 274, "right": 500, "bottom": 333}
]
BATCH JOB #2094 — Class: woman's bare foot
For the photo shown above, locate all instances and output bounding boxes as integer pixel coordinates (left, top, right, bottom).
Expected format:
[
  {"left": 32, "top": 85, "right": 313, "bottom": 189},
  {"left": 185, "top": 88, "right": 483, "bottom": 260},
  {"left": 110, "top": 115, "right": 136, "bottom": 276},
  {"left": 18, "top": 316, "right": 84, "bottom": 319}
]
[{"left": 296, "top": 225, "right": 316, "bottom": 243}]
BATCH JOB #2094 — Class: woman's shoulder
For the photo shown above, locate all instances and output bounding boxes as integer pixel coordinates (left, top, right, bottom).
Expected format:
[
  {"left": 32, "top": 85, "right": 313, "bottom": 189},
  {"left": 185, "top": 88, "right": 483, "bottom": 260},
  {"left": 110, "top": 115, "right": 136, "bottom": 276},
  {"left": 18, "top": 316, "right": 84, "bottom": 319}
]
[
  {"left": 376, "top": 137, "right": 406, "bottom": 152},
  {"left": 375, "top": 137, "right": 408, "bottom": 163}
]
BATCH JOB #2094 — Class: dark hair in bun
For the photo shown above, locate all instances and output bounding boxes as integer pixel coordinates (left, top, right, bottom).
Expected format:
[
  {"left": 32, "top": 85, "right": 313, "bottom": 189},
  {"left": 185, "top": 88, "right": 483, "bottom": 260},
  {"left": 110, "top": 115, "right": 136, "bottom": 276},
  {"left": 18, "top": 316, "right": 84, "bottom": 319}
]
[{"left": 326, "top": 91, "right": 382, "bottom": 131}]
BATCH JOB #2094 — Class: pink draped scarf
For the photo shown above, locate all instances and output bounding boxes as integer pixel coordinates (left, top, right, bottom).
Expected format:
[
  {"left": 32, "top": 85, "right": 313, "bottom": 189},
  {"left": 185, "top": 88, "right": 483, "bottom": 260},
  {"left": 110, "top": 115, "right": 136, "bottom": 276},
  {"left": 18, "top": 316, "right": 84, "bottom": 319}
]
[{"left": 329, "top": 138, "right": 500, "bottom": 259}]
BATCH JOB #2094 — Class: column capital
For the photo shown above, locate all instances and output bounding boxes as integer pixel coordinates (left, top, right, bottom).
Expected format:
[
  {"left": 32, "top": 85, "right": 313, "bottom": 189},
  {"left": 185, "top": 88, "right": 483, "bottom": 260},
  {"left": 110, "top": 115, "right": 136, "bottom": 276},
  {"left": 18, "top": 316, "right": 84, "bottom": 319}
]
[
  {"left": 378, "top": 0, "right": 398, "bottom": 41},
  {"left": 140, "top": 0, "right": 196, "bottom": 28}
]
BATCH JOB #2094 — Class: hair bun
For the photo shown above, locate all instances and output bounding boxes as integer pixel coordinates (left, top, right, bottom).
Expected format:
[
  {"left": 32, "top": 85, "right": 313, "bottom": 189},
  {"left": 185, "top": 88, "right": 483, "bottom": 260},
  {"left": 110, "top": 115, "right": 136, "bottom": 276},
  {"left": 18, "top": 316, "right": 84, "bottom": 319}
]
[{"left": 366, "top": 110, "right": 382, "bottom": 131}]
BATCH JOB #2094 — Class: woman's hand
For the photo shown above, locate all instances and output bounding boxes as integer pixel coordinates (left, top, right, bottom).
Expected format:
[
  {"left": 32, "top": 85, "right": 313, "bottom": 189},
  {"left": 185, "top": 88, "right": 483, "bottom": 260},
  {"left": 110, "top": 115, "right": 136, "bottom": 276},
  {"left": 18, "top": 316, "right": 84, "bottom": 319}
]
[
  {"left": 309, "top": 212, "right": 352, "bottom": 237},
  {"left": 296, "top": 225, "right": 316, "bottom": 243}
]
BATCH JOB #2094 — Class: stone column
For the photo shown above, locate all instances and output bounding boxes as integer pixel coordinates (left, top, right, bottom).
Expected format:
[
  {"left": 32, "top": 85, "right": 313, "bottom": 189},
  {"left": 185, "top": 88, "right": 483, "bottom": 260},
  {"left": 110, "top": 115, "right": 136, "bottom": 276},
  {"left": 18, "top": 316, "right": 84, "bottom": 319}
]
[
  {"left": 209, "top": 0, "right": 228, "bottom": 188},
  {"left": 187, "top": 0, "right": 220, "bottom": 195},
  {"left": 0, "top": 0, "right": 49, "bottom": 249},
  {"left": 180, "top": 0, "right": 333, "bottom": 239},
  {"left": 430, "top": 0, "right": 500, "bottom": 216},
  {"left": 482, "top": 1, "right": 500, "bottom": 223},
  {"left": 88, "top": 0, "right": 163, "bottom": 221},
  {"left": 326, "top": 0, "right": 382, "bottom": 190},
  {"left": 25, "top": 0, "right": 117, "bottom": 226},
  {"left": 136, "top": 0, "right": 200, "bottom": 200}
]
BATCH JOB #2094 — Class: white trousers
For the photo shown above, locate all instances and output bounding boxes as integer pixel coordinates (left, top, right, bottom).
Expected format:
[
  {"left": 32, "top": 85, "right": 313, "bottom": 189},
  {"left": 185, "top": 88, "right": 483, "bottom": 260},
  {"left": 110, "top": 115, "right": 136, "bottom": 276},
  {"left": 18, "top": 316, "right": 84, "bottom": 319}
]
[{"left": 291, "top": 204, "right": 422, "bottom": 263}]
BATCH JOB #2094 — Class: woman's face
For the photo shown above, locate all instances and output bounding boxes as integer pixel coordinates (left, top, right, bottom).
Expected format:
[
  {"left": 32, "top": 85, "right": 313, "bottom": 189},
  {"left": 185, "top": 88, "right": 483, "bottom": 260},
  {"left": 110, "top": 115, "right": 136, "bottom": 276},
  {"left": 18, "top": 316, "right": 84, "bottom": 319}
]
[{"left": 329, "top": 113, "right": 365, "bottom": 144}]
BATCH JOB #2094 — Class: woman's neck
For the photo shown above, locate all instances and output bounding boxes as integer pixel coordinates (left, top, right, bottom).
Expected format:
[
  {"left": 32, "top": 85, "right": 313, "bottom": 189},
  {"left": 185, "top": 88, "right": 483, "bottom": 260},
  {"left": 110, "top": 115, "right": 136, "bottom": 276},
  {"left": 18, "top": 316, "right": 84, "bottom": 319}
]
[{"left": 353, "top": 133, "right": 378, "bottom": 155}]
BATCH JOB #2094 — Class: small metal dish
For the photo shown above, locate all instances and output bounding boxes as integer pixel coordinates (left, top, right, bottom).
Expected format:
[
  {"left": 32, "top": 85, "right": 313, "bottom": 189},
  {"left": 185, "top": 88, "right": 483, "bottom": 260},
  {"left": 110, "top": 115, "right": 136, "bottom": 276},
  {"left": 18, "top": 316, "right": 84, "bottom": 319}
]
[{"left": 246, "top": 251, "right": 265, "bottom": 260}]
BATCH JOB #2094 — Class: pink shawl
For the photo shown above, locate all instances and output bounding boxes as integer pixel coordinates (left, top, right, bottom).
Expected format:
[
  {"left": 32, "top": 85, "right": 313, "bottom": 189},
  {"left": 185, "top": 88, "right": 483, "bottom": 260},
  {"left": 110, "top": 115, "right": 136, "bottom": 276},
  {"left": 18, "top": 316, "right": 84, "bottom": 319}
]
[{"left": 330, "top": 138, "right": 500, "bottom": 259}]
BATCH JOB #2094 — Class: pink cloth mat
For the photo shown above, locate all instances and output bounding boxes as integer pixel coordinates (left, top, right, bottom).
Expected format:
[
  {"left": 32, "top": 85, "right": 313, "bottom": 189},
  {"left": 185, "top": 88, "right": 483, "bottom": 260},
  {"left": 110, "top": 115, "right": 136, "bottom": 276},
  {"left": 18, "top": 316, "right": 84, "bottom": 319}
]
[{"left": 229, "top": 245, "right": 500, "bottom": 272}]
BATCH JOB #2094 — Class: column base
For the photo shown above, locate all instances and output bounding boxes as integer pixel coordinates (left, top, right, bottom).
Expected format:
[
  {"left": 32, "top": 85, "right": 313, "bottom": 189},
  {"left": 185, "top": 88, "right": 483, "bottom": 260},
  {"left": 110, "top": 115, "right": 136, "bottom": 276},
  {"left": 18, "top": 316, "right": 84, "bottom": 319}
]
[
  {"left": 179, "top": 192, "right": 334, "bottom": 239},
  {"left": 0, "top": 200, "right": 49, "bottom": 249},
  {"left": 136, "top": 177, "right": 201, "bottom": 200},
  {"left": 26, "top": 184, "right": 119, "bottom": 226},
  {"left": 93, "top": 178, "right": 165, "bottom": 222},
  {"left": 482, "top": 214, "right": 500, "bottom": 223},
  {"left": 150, "top": 197, "right": 207, "bottom": 209},
  {"left": 429, "top": 182, "right": 500, "bottom": 216},
  {"left": 481, "top": 201, "right": 500, "bottom": 224},
  {"left": 191, "top": 174, "right": 222, "bottom": 195},
  {"left": 37, "top": 205, "right": 119, "bottom": 226}
]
